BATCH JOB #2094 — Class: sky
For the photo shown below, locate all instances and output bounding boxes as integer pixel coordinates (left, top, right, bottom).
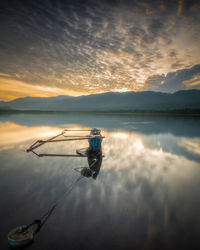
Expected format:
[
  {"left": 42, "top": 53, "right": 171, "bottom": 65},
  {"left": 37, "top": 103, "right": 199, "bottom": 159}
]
[{"left": 0, "top": 0, "right": 200, "bottom": 101}]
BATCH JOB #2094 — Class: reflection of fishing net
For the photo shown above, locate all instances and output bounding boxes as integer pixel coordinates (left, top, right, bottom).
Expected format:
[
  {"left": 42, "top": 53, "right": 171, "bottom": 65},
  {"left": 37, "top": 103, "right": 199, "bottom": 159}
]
[{"left": 76, "top": 147, "right": 89, "bottom": 157}]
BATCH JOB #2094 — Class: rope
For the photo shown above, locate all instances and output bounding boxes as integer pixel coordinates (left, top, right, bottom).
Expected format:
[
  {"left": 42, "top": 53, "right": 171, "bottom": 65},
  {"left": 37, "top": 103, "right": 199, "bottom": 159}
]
[
  {"left": 31, "top": 156, "right": 99, "bottom": 229},
  {"left": 27, "top": 175, "right": 84, "bottom": 233}
]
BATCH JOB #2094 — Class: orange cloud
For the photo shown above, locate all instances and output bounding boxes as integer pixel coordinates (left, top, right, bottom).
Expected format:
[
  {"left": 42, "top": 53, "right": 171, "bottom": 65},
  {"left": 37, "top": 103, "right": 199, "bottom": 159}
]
[
  {"left": 183, "top": 74, "right": 200, "bottom": 87},
  {"left": 0, "top": 77, "right": 85, "bottom": 101}
]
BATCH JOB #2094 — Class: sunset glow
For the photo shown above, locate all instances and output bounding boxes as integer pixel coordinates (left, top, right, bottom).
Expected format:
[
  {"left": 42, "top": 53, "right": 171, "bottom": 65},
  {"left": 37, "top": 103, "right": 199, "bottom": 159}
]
[{"left": 0, "top": 0, "right": 199, "bottom": 100}]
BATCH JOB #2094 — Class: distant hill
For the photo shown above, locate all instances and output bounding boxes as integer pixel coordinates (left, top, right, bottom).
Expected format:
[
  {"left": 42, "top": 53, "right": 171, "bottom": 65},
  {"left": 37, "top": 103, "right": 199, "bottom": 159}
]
[{"left": 0, "top": 90, "right": 200, "bottom": 112}]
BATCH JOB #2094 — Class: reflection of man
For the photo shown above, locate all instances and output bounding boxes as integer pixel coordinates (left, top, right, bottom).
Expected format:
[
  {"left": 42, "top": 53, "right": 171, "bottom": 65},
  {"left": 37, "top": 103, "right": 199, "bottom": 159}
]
[
  {"left": 76, "top": 128, "right": 103, "bottom": 179},
  {"left": 76, "top": 151, "right": 103, "bottom": 179},
  {"left": 87, "top": 150, "right": 102, "bottom": 179}
]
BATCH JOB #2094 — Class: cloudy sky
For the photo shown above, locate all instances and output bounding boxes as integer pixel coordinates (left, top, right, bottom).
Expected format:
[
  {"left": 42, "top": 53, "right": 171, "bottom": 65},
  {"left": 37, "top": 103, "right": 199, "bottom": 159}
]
[{"left": 0, "top": 0, "right": 200, "bottom": 100}]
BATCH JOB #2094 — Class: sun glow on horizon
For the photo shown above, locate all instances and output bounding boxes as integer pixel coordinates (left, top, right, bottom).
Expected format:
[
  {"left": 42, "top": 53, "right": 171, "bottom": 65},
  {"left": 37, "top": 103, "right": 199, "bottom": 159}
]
[
  {"left": 0, "top": 77, "right": 87, "bottom": 101},
  {"left": 112, "top": 88, "right": 130, "bottom": 93}
]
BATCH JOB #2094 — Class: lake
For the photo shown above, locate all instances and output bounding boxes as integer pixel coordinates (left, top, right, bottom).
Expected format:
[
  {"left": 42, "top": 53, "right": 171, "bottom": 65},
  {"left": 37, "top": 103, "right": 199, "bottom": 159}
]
[{"left": 0, "top": 113, "right": 200, "bottom": 250}]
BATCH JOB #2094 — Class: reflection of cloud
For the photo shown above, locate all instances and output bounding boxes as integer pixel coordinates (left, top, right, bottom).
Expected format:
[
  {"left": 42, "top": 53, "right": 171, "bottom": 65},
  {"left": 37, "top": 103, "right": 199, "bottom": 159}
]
[
  {"left": 1, "top": 121, "right": 199, "bottom": 172},
  {"left": 0, "top": 122, "right": 61, "bottom": 148},
  {"left": 1, "top": 122, "right": 200, "bottom": 249},
  {"left": 177, "top": 0, "right": 184, "bottom": 16},
  {"left": 179, "top": 138, "right": 200, "bottom": 155},
  {"left": 104, "top": 131, "right": 173, "bottom": 172},
  {"left": 111, "top": 132, "right": 128, "bottom": 139}
]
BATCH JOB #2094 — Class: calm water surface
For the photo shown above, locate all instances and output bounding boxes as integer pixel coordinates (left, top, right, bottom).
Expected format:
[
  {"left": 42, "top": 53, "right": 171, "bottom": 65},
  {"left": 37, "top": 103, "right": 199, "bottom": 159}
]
[{"left": 0, "top": 113, "right": 200, "bottom": 250}]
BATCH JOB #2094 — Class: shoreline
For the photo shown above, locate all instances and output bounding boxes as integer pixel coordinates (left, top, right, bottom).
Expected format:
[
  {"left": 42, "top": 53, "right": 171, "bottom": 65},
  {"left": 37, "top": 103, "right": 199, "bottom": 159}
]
[{"left": 0, "top": 109, "right": 200, "bottom": 117}]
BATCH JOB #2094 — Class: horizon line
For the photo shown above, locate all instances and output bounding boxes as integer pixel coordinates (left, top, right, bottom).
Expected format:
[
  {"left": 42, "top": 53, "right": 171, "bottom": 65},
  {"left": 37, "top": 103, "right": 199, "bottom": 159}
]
[{"left": 0, "top": 89, "right": 200, "bottom": 102}]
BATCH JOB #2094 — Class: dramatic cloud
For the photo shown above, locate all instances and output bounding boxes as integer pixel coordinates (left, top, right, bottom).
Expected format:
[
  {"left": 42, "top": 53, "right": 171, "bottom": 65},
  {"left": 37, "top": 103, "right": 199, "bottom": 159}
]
[
  {"left": 0, "top": 0, "right": 200, "bottom": 99},
  {"left": 146, "top": 64, "right": 200, "bottom": 92}
]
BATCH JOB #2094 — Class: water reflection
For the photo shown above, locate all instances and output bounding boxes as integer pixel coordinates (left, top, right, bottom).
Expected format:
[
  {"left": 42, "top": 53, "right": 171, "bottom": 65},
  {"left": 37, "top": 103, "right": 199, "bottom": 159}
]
[
  {"left": 0, "top": 122, "right": 61, "bottom": 148},
  {"left": 1, "top": 113, "right": 200, "bottom": 137},
  {"left": 0, "top": 118, "right": 200, "bottom": 250}
]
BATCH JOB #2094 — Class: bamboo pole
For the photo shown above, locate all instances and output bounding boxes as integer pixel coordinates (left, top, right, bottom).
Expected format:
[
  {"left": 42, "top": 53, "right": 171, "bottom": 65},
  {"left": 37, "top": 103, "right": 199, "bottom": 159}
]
[
  {"left": 36, "top": 153, "right": 87, "bottom": 157},
  {"left": 26, "top": 129, "right": 104, "bottom": 153},
  {"left": 26, "top": 132, "right": 63, "bottom": 152}
]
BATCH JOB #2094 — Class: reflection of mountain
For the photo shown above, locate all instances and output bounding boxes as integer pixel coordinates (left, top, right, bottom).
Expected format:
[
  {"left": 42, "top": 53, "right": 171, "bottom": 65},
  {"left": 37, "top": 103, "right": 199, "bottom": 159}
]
[
  {"left": 0, "top": 90, "right": 200, "bottom": 111},
  {"left": 0, "top": 113, "right": 200, "bottom": 138}
]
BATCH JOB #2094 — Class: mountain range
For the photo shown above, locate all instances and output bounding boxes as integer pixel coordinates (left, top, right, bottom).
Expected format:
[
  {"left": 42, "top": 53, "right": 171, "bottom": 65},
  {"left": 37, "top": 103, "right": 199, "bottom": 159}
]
[{"left": 0, "top": 90, "right": 200, "bottom": 112}]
